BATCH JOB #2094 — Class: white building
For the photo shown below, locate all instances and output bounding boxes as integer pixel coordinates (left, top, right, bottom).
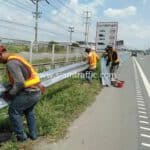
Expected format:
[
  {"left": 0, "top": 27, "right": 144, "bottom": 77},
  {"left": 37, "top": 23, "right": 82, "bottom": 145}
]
[{"left": 96, "top": 22, "right": 118, "bottom": 51}]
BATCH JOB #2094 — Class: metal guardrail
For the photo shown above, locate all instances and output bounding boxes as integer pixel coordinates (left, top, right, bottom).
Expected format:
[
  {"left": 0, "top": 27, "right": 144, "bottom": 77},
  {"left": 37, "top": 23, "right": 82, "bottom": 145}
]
[{"left": 0, "top": 61, "right": 88, "bottom": 110}]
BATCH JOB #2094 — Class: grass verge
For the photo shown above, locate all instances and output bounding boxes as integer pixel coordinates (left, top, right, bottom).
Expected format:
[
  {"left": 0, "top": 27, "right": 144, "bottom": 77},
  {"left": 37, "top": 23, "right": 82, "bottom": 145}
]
[{"left": 0, "top": 64, "right": 101, "bottom": 150}]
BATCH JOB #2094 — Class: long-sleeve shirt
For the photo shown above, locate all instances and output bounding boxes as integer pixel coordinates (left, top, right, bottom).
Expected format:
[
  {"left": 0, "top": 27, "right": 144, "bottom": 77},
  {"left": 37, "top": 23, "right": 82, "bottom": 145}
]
[{"left": 6, "top": 60, "right": 38, "bottom": 95}]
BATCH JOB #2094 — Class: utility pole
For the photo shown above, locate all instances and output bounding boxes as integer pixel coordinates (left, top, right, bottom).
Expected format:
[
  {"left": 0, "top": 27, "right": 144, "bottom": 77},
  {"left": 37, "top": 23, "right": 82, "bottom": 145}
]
[
  {"left": 83, "top": 11, "right": 91, "bottom": 46},
  {"left": 68, "top": 26, "right": 74, "bottom": 46},
  {"left": 30, "top": 0, "right": 49, "bottom": 51}
]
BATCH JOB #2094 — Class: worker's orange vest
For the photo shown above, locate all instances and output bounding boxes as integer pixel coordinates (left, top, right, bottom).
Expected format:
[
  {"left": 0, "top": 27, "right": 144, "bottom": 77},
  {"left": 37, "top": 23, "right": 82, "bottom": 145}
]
[
  {"left": 7, "top": 55, "right": 40, "bottom": 88},
  {"left": 88, "top": 51, "right": 99, "bottom": 69}
]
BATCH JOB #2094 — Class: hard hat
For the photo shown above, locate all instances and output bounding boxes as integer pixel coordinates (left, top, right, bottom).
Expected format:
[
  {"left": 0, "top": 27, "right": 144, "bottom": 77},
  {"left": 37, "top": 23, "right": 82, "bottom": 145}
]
[{"left": 0, "top": 45, "right": 6, "bottom": 54}]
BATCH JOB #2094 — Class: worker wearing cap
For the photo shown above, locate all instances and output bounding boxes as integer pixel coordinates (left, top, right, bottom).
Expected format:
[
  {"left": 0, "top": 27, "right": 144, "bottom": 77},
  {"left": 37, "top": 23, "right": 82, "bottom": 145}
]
[
  {"left": 110, "top": 48, "right": 120, "bottom": 80},
  {"left": 84, "top": 47, "right": 99, "bottom": 83},
  {"left": 106, "top": 46, "right": 120, "bottom": 82},
  {"left": 0, "top": 45, "right": 41, "bottom": 141}
]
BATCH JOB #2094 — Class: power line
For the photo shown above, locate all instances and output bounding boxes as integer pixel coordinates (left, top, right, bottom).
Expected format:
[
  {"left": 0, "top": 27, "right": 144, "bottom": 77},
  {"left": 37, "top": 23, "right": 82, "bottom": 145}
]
[
  {"left": 55, "top": 0, "right": 79, "bottom": 16},
  {"left": 0, "top": 19, "right": 33, "bottom": 28},
  {"left": 0, "top": 0, "right": 84, "bottom": 42},
  {"left": 0, "top": 19, "right": 67, "bottom": 37},
  {"left": 50, "top": 0, "right": 84, "bottom": 31},
  {"left": 0, "top": 1, "right": 30, "bottom": 15},
  {"left": 4, "top": 0, "right": 32, "bottom": 13}
]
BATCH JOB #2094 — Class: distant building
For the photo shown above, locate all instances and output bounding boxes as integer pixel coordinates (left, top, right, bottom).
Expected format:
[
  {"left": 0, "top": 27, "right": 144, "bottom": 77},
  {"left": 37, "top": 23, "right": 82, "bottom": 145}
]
[
  {"left": 116, "top": 40, "right": 124, "bottom": 50},
  {"left": 96, "top": 22, "right": 118, "bottom": 51}
]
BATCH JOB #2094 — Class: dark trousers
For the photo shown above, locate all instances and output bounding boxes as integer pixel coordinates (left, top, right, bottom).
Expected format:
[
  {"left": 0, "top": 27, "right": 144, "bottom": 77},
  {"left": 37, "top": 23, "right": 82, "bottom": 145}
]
[
  {"left": 83, "top": 68, "right": 96, "bottom": 83},
  {"left": 8, "top": 90, "right": 41, "bottom": 140}
]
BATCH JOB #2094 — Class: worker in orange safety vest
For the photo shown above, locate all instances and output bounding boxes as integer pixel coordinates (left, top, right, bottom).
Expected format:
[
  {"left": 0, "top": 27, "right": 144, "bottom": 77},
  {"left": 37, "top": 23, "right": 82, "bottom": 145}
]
[
  {"left": 0, "top": 45, "right": 43, "bottom": 141},
  {"left": 83, "top": 46, "right": 99, "bottom": 83}
]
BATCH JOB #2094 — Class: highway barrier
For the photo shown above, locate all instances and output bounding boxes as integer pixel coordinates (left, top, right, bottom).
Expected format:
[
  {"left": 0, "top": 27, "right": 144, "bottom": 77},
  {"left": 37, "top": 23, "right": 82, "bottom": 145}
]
[{"left": 0, "top": 61, "right": 88, "bottom": 110}]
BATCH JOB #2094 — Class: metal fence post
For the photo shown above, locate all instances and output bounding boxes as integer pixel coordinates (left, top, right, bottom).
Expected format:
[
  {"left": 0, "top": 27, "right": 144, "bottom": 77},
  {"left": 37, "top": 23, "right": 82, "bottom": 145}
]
[
  {"left": 66, "top": 45, "right": 69, "bottom": 63},
  {"left": 52, "top": 44, "right": 55, "bottom": 65},
  {"left": 29, "top": 41, "right": 33, "bottom": 63}
]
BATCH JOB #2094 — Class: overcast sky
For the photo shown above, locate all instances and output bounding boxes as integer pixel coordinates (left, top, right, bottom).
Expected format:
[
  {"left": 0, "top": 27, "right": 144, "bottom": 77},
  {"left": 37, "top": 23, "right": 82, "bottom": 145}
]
[{"left": 0, "top": 0, "right": 149, "bottom": 49}]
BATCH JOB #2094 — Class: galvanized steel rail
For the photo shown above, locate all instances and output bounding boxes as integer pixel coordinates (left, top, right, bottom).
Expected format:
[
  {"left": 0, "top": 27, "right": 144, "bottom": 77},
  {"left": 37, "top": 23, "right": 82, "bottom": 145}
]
[{"left": 0, "top": 61, "right": 88, "bottom": 110}]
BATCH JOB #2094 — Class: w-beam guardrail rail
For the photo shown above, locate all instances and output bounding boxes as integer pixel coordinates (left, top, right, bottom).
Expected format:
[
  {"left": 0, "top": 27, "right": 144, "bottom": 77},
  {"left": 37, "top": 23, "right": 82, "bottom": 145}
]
[{"left": 0, "top": 62, "right": 88, "bottom": 110}]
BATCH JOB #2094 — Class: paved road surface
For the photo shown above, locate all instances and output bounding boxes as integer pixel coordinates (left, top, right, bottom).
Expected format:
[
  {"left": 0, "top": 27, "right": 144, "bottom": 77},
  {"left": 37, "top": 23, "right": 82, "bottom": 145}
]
[{"left": 33, "top": 54, "right": 150, "bottom": 150}]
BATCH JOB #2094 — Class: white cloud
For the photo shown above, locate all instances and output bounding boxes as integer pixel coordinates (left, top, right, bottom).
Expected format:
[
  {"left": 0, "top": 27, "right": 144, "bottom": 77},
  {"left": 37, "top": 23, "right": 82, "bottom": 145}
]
[
  {"left": 118, "top": 23, "right": 150, "bottom": 49},
  {"left": 104, "top": 6, "right": 137, "bottom": 18},
  {"left": 44, "top": 0, "right": 104, "bottom": 42},
  {"left": 0, "top": 0, "right": 104, "bottom": 42}
]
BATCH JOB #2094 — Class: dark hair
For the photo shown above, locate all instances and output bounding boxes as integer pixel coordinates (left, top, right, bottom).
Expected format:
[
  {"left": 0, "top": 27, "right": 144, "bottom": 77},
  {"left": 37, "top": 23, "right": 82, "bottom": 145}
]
[
  {"left": 0, "top": 45, "right": 7, "bottom": 53},
  {"left": 85, "top": 48, "right": 91, "bottom": 52}
]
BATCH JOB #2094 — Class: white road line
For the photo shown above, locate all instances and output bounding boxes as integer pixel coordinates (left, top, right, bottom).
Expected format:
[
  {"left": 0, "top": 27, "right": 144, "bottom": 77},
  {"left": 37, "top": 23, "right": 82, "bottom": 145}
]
[
  {"left": 141, "top": 134, "right": 150, "bottom": 138},
  {"left": 136, "top": 95, "right": 144, "bottom": 99},
  {"left": 136, "top": 89, "right": 142, "bottom": 95},
  {"left": 137, "top": 101, "right": 145, "bottom": 104},
  {"left": 139, "top": 121, "right": 149, "bottom": 125},
  {"left": 137, "top": 99, "right": 144, "bottom": 101},
  {"left": 137, "top": 98, "right": 144, "bottom": 102},
  {"left": 138, "top": 111, "right": 147, "bottom": 114},
  {"left": 136, "top": 97, "right": 144, "bottom": 99},
  {"left": 137, "top": 104, "right": 145, "bottom": 107},
  {"left": 138, "top": 107, "right": 146, "bottom": 110},
  {"left": 141, "top": 143, "right": 150, "bottom": 147},
  {"left": 134, "top": 58, "right": 150, "bottom": 97},
  {"left": 136, "top": 95, "right": 144, "bottom": 100},
  {"left": 140, "top": 127, "right": 150, "bottom": 131},
  {"left": 139, "top": 116, "right": 148, "bottom": 119},
  {"left": 136, "top": 95, "right": 143, "bottom": 98}
]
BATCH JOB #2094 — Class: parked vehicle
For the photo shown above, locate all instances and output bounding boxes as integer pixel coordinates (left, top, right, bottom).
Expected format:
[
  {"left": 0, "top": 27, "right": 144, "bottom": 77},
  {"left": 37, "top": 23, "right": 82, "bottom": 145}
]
[{"left": 131, "top": 51, "right": 137, "bottom": 57}]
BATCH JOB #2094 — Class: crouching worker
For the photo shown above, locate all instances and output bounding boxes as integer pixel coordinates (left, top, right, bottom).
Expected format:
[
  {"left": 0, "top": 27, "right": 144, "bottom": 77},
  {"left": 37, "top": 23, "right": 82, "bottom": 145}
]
[
  {"left": 0, "top": 45, "right": 42, "bottom": 141},
  {"left": 83, "top": 47, "right": 99, "bottom": 83}
]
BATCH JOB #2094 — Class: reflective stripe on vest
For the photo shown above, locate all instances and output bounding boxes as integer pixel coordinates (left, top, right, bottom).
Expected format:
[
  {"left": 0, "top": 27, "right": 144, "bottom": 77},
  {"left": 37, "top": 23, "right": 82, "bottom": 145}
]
[{"left": 7, "top": 55, "right": 40, "bottom": 88}]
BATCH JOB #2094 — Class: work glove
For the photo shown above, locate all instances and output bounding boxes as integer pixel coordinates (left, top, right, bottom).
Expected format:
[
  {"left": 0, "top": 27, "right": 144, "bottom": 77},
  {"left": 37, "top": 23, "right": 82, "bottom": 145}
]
[{"left": 38, "top": 83, "right": 46, "bottom": 94}]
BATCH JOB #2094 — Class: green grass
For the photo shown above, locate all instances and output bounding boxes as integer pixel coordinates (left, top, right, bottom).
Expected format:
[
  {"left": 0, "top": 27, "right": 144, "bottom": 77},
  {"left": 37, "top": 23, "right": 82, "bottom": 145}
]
[{"left": 36, "top": 78, "right": 101, "bottom": 138}]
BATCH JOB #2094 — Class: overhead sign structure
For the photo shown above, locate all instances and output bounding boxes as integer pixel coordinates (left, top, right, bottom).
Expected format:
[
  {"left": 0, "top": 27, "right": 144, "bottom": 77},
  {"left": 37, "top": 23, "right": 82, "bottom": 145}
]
[{"left": 96, "top": 22, "right": 118, "bottom": 51}]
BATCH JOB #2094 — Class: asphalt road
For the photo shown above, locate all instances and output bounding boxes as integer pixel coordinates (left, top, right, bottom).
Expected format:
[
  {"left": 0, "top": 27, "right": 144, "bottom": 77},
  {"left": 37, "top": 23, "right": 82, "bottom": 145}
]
[{"left": 33, "top": 54, "right": 150, "bottom": 150}]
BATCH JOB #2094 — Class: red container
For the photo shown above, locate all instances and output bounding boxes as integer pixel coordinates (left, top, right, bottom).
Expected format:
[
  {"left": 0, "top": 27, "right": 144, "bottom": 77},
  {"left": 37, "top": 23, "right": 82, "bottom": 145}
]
[{"left": 115, "top": 80, "right": 124, "bottom": 88}]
